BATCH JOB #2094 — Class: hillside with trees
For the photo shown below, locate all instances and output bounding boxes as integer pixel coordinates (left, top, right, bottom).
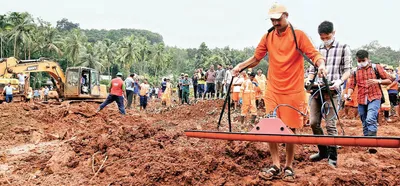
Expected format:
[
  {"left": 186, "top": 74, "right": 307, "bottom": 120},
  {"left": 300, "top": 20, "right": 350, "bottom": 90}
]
[{"left": 0, "top": 12, "right": 399, "bottom": 87}]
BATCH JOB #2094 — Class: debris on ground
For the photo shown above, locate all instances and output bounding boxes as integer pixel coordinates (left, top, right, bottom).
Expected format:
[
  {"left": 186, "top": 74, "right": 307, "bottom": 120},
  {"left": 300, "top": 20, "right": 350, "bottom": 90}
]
[{"left": 0, "top": 101, "right": 399, "bottom": 185}]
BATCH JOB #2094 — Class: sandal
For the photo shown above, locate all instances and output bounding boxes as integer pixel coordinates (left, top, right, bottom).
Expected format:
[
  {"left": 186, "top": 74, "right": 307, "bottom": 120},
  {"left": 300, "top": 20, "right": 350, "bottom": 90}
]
[
  {"left": 258, "top": 165, "right": 281, "bottom": 180},
  {"left": 282, "top": 167, "right": 296, "bottom": 182}
]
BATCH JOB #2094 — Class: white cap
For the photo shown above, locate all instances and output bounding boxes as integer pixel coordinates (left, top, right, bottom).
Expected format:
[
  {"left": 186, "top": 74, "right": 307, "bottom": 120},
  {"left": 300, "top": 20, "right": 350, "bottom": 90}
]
[{"left": 268, "top": 2, "right": 287, "bottom": 19}]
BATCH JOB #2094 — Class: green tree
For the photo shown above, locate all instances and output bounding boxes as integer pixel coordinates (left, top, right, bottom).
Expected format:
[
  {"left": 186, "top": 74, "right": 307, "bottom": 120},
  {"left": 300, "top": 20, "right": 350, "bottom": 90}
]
[
  {"left": 9, "top": 12, "right": 35, "bottom": 58},
  {"left": 37, "top": 26, "right": 63, "bottom": 57},
  {"left": 62, "top": 29, "right": 87, "bottom": 67},
  {"left": 118, "top": 35, "right": 138, "bottom": 75},
  {"left": 56, "top": 18, "right": 80, "bottom": 32},
  {"left": 77, "top": 42, "right": 103, "bottom": 71},
  {"left": 195, "top": 42, "right": 211, "bottom": 68},
  {"left": 0, "top": 14, "right": 12, "bottom": 58},
  {"left": 98, "top": 39, "right": 117, "bottom": 75}
]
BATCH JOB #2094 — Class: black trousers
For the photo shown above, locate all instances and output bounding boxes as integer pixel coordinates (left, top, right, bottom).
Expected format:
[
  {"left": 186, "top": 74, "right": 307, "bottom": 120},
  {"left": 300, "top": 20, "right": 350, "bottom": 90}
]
[
  {"left": 126, "top": 90, "right": 134, "bottom": 109},
  {"left": 193, "top": 85, "right": 198, "bottom": 98}
]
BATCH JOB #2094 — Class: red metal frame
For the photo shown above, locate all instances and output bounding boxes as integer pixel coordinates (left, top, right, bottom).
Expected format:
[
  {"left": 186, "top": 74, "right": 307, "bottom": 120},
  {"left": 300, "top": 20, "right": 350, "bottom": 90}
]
[{"left": 185, "top": 118, "right": 400, "bottom": 148}]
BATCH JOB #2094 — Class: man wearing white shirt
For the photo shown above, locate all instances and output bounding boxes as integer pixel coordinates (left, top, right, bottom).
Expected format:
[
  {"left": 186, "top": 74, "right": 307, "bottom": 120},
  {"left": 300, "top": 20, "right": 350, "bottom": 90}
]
[
  {"left": 224, "top": 65, "right": 233, "bottom": 96},
  {"left": 231, "top": 71, "right": 245, "bottom": 110},
  {"left": 17, "top": 73, "right": 27, "bottom": 93},
  {"left": 125, "top": 73, "right": 135, "bottom": 109},
  {"left": 2, "top": 83, "right": 16, "bottom": 103}
]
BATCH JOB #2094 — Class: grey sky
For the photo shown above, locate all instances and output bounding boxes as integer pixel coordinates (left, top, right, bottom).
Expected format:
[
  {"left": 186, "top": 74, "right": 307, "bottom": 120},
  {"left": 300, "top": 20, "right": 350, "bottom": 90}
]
[{"left": 2, "top": 0, "right": 400, "bottom": 50}]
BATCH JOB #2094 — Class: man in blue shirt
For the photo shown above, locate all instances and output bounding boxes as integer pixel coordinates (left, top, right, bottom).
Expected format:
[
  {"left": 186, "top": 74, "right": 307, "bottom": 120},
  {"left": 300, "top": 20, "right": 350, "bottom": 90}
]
[
  {"left": 133, "top": 78, "right": 140, "bottom": 107},
  {"left": 34, "top": 89, "right": 40, "bottom": 101}
]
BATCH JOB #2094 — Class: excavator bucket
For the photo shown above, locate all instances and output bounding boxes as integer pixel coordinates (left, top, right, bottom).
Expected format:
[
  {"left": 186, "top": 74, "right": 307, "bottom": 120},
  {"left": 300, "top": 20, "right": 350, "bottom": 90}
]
[{"left": 185, "top": 118, "right": 400, "bottom": 148}]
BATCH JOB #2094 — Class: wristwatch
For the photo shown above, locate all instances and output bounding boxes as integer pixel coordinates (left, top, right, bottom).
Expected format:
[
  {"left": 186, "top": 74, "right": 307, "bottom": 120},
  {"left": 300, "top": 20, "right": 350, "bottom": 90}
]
[{"left": 378, "top": 79, "right": 382, "bottom": 84}]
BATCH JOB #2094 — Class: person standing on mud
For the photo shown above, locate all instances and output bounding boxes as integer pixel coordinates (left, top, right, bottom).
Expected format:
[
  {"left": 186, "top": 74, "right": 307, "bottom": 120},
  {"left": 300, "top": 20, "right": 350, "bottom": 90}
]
[
  {"left": 239, "top": 72, "right": 258, "bottom": 126},
  {"left": 125, "top": 73, "right": 135, "bottom": 109},
  {"left": 307, "top": 21, "right": 352, "bottom": 168},
  {"left": 161, "top": 78, "right": 167, "bottom": 93},
  {"left": 232, "top": 3, "right": 326, "bottom": 182},
  {"left": 33, "top": 89, "right": 39, "bottom": 101},
  {"left": 2, "top": 83, "right": 16, "bottom": 103},
  {"left": 197, "top": 68, "right": 206, "bottom": 100},
  {"left": 97, "top": 72, "right": 126, "bottom": 115},
  {"left": 255, "top": 68, "right": 266, "bottom": 108},
  {"left": 181, "top": 74, "right": 190, "bottom": 105},
  {"left": 178, "top": 73, "right": 184, "bottom": 104},
  {"left": 161, "top": 78, "right": 172, "bottom": 108},
  {"left": 215, "top": 64, "right": 226, "bottom": 99},
  {"left": 132, "top": 77, "right": 140, "bottom": 107},
  {"left": 385, "top": 66, "right": 399, "bottom": 117},
  {"left": 192, "top": 70, "right": 199, "bottom": 99},
  {"left": 345, "top": 50, "right": 393, "bottom": 152},
  {"left": 17, "top": 73, "right": 27, "bottom": 93},
  {"left": 44, "top": 86, "right": 49, "bottom": 101},
  {"left": 232, "top": 71, "right": 245, "bottom": 111},
  {"left": 139, "top": 79, "right": 150, "bottom": 111},
  {"left": 224, "top": 65, "right": 233, "bottom": 97},
  {"left": 26, "top": 87, "right": 33, "bottom": 103},
  {"left": 205, "top": 65, "right": 216, "bottom": 100}
]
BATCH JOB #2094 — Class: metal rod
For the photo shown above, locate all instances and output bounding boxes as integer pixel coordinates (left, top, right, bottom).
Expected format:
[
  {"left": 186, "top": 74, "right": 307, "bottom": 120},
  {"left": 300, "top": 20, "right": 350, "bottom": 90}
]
[{"left": 227, "top": 92, "right": 232, "bottom": 132}]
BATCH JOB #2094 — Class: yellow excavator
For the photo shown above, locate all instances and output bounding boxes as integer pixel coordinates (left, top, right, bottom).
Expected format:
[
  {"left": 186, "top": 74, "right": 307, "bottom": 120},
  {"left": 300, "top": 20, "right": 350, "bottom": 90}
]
[{"left": 0, "top": 57, "right": 108, "bottom": 103}]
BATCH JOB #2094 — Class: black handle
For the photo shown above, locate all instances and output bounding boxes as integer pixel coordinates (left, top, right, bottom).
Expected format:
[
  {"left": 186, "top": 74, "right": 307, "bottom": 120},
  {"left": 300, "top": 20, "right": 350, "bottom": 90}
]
[{"left": 217, "top": 64, "right": 253, "bottom": 131}]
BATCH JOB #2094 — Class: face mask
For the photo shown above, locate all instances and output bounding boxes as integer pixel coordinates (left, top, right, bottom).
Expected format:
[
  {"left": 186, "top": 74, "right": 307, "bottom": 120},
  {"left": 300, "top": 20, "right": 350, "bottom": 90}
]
[
  {"left": 323, "top": 38, "right": 334, "bottom": 46},
  {"left": 358, "top": 61, "right": 368, "bottom": 68}
]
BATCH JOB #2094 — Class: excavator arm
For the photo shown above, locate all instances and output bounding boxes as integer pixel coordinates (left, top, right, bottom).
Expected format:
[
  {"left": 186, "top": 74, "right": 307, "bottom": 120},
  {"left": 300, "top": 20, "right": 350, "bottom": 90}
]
[{"left": 0, "top": 57, "right": 66, "bottom": 98}]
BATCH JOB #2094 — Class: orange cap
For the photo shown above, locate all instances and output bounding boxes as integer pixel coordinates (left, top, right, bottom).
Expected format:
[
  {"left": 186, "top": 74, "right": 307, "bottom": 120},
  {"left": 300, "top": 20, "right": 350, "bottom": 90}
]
[{"left": 268, "top": 2, "right": 287, "bottom": 19}]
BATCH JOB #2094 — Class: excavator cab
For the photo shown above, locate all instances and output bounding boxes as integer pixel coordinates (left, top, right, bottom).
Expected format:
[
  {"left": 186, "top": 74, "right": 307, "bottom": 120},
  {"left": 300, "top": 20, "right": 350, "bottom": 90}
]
[{"left": 64, "top": 67, "right": 106, "bottom": 101}]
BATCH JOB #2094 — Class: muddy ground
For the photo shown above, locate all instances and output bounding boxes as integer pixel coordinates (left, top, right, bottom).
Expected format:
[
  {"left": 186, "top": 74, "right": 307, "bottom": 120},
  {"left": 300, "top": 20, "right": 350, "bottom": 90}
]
[{"left": 0, "top": 99, "right": 399, "bottom": 186}]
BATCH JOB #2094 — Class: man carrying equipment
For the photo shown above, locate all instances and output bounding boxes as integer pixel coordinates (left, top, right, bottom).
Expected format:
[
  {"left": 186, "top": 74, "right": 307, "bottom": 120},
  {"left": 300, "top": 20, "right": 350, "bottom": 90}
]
[{"left": 232, "top": 3, "right": 326, "bottom": 182}]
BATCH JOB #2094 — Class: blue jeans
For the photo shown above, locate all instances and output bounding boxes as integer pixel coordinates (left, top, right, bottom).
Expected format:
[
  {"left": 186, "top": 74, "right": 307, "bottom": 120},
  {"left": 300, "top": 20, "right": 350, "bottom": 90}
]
[
  {"left": 198, "top": 84, "right": 205, "bottom": 96},
  {"left": 99, "top": 94, "right": 125, "bottom": 114},
  {"left": 5, "top": 94, "right": 12, "bottom": 103},
  {"left": 358, "top": 99, "right": 380, "bottom": 136}
]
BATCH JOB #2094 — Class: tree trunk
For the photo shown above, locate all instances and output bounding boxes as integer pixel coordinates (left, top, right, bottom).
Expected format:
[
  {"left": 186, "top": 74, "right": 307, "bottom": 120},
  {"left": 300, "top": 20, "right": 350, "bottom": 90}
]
[
  {"left": 155, "top": 65, "right": 158, "bottom": 77},
  {"left": 13, "top": 36, "right": 17, "bottom": 57},
  {"left": 28, "top": 42, "right": 31, "bottom": 59},
  {"left": 1, "top": 37, "right": 2, "bottom": 58},
  {"left": 24, "top": 45, "right": 27, "bottom": 60}
]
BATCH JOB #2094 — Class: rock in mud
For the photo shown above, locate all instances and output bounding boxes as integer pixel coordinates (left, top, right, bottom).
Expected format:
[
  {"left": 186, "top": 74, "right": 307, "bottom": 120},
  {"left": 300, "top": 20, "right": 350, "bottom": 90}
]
[{"left": 46, "top": 145, "right": 76, "bottom": 173}]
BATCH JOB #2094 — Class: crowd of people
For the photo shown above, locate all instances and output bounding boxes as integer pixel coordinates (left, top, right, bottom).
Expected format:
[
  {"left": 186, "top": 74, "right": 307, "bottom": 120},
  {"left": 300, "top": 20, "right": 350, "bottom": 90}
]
[
  {"left": 1, "top": 72, "right": 51, "bottom": 103},
  {"left": 97, "top": 72, "right": 166, "bottom": 114}
]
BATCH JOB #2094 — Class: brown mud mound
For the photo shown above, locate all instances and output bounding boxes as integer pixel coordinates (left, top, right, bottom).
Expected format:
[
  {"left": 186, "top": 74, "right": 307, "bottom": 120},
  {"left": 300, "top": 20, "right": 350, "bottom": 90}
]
[{"left": 0, "top": 100, "right": 399, "bottom": 185}]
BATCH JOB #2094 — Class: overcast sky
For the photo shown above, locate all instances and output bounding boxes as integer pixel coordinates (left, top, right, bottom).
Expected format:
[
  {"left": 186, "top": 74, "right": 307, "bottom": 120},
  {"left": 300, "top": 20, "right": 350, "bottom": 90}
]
[{"left": 2, "top": 0, "right": 399, "bottom": 50}]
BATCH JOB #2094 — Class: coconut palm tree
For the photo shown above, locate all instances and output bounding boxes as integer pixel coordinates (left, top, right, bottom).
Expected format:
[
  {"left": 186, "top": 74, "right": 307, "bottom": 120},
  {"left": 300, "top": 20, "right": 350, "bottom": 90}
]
[
  {"left": 118, "top": 35, "right": 138, "bottom": 74},
  {"left": 136, "top": 37, "right": 151, "bottom": 73},
  {"left": 8, "top": 12, "right": 35, "bottom": 58},
  {"left": 98, "top": 39, "right": 117, "bottom": 75},
  {"left": 0, "top": 14, "right": 12, "bottom": 58},
  {"left": 38, "top": 26, "right": 63, "bottom": 57},
  {"left": 152, "top": 42, "right": 166, "bottom": 77},
  {"left": 62, "top": 29, "right": 87, "bottom": 67},
  {"left": 77, "top": 43, "right": 103, "bottom": 71}
]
